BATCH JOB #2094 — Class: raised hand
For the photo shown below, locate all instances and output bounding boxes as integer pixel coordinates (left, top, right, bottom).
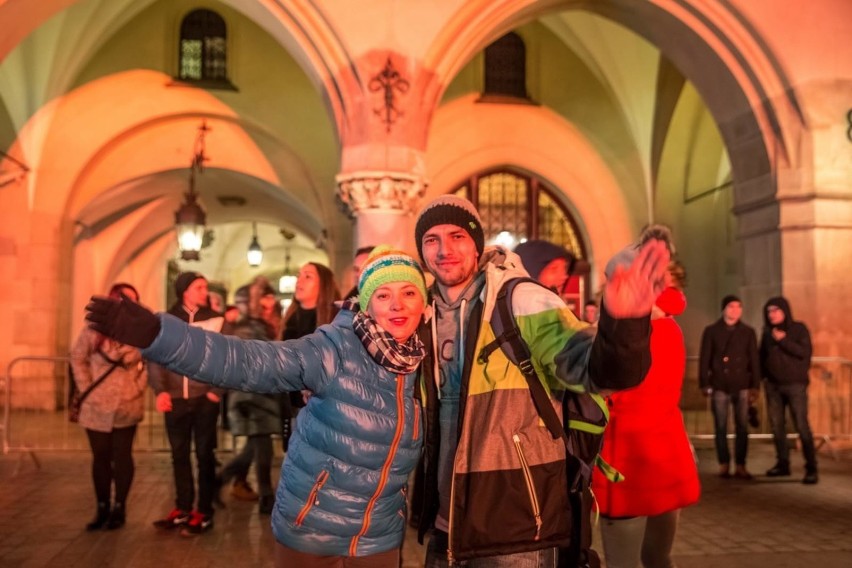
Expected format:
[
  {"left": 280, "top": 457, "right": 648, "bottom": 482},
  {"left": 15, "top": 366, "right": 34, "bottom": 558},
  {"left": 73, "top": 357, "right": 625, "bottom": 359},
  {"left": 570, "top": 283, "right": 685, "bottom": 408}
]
[
  {"left": 85, "top": 294, "right": 161, "bottom": 348},
  {"left": 603, "top": 239, "right": 671, "bottom": 319}
]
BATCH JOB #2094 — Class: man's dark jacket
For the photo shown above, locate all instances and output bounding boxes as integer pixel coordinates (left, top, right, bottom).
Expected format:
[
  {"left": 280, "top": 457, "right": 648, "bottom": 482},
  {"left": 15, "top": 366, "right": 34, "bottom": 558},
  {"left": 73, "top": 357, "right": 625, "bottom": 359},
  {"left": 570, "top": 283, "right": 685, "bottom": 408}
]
[
  {"left": 698, "top": 319, "right": 760, "bottom": 393},
  {"left": 759, "top": 296, "right": 812, "bottom": 386},
  {"left": 148, "top": 304, "right": 224, "bottom": 398}
]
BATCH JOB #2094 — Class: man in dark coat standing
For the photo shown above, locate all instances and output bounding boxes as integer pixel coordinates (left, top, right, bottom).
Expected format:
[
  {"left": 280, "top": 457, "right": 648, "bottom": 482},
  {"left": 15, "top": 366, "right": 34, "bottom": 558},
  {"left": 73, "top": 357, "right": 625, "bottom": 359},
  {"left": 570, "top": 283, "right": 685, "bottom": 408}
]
[
  {"left": 699, "top": 295, "right": 761, "bottom": 479},
  {"left": 149, "top": 272, "right": 225, "bottom": 534},
  {"left": 760, "top": 296, "right": 818, "bottom": 484}
]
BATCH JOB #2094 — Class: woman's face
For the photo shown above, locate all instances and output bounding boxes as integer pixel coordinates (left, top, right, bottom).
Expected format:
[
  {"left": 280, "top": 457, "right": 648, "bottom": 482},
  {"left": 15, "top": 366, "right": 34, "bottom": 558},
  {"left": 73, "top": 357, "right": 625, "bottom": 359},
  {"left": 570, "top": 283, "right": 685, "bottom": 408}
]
[
  {"left": 294, "top": 264, "right": 320, "bottom": 308},
  {"left": 367, "top": 282, "right": 425, "bottom": 343},
  {"left": 260, "top": 293, "right": 277, "bottom": 311}
]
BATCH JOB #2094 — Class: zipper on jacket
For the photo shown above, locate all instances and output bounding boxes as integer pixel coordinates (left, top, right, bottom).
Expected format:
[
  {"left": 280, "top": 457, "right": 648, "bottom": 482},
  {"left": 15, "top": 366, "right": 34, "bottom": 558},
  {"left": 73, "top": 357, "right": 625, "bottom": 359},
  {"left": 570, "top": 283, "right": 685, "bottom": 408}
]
[
  {"left": 412, "top": 400, "right": 420, "bottom": 441},
  {"left": 512, "top": 434, "right": 543, "bottom": 541},
  {"left": 294, "top": 470, "right": 330, "bottom": 526},
  {"left": 349, "top": 374, "right": 407, "bottom": 556}
]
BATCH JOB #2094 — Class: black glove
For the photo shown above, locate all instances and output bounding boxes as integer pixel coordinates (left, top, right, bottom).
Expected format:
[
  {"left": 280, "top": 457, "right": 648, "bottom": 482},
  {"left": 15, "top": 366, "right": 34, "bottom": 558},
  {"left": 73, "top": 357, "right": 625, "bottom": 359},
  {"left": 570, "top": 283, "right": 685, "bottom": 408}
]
[{"left": 85, "top": 294, "right": 161, "bottom": 348}]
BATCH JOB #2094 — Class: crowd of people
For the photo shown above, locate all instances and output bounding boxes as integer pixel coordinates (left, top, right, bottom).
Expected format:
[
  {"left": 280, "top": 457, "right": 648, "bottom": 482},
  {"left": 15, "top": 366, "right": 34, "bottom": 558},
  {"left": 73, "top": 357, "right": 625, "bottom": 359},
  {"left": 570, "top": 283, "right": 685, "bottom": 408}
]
[{"left": 71, "top": 195, "right": 818, "bottom": 567}]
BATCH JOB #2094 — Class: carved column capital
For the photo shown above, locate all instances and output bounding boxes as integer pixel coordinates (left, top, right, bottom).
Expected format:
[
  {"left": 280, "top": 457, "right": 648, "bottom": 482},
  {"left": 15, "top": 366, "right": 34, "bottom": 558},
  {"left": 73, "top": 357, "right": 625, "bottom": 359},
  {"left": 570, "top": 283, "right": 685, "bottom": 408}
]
[{"left": 336, "top": 171, "right": 427, "bottom": 217}]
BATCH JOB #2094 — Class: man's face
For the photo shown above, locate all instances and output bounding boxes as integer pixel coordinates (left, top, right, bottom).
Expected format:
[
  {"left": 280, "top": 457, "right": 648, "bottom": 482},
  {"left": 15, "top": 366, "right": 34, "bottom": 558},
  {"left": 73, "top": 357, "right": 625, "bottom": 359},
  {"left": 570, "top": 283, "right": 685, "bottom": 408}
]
[
  {"left": 183, "top": 278, "right": 208, "bottom": 310},
  {"left": 767, "top": 305, "right": 785, "bottom": 326},
  {"left": 538, "top": 258, "right": 568, "bottom": 292},
  {"left": 583, "top": 304, "right": 598, "bottom": 323},
  {"left": 420, "top": 224, "right": 479, "bottom": 293},
  {"left": 723, "top": 301, "right": 742, "bottom": 325}
]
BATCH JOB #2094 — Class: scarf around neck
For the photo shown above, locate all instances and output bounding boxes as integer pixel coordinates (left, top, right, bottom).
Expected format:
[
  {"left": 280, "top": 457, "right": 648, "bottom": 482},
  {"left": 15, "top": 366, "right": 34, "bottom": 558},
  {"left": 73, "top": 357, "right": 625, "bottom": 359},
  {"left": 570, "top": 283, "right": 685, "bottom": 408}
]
[{"left": 344, "top": 299, "right": 425, "bottom": 374}]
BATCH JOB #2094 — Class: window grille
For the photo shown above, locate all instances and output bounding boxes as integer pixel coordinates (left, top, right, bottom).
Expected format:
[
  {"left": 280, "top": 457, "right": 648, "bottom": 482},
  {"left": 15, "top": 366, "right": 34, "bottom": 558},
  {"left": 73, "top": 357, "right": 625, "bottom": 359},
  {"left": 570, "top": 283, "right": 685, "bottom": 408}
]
[
  {"left": 179, "top": 9, "right": 229, "bottom": 83},
  {"left": 483, "top": 33, "right": 528, "bottom": 99}
]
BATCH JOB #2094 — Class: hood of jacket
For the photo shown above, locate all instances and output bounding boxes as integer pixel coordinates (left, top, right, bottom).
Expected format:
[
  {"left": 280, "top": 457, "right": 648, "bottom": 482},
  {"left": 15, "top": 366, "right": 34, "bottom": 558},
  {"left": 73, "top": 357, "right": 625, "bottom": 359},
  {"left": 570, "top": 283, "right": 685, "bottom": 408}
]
[{"left": 763, "top": 296, "right": 792, "bottom": 331}]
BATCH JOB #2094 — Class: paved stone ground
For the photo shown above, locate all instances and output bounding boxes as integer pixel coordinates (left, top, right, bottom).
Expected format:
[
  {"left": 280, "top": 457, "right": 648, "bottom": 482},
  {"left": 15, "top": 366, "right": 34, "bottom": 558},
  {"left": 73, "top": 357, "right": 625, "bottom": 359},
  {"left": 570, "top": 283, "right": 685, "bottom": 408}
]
[{"left": 0, "top": 440, "right": 850, "bottom": 567}]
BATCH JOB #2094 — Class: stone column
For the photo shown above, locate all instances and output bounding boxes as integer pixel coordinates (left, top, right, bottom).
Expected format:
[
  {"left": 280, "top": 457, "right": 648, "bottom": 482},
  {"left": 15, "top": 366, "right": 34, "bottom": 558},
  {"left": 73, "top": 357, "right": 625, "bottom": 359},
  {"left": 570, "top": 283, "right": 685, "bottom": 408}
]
[{"left": 336, "top": 170, "right": 427, "bottom": 255}]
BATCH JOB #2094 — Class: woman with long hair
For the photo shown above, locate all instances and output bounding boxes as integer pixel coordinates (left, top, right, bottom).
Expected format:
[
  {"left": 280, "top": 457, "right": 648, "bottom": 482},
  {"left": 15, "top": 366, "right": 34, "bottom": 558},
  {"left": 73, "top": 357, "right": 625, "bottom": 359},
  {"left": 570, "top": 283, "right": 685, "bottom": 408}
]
[
  {"left": 281, "top": 262, "right": 341, "bottom": 340},
  {"left": 278, "top": 262, "right": 340, "bottom": 450},
  {"left": 70, "top": 282, "right": 147, "bottom": 530}
]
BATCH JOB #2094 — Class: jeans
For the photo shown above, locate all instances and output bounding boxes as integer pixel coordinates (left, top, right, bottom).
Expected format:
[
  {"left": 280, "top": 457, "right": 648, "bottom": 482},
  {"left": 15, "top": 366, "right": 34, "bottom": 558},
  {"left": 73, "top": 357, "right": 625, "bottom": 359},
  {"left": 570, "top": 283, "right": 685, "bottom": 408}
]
[
  {"left": 711, "top": 389, "right": 750, "bottom": 465},
  {"left": 424, "top": 529, "right": 557, "bottom": 567},
  {"left": 165, "top": 396, "right": 220, "bottom": 515},
  {"left": 86, "top": 425, "right": 137, "bottom": 504},
  {"left": 220, "top": 435, "right": 274, "bottom": 497},
  {"left": 764, "top": 381, "right": 817, "bottom": 471}
]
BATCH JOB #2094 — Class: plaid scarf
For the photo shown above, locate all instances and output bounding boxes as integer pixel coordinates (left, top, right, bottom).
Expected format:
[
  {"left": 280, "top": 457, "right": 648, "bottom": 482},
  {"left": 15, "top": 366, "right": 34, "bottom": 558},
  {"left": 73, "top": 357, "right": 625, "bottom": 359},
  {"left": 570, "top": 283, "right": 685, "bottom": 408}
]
[{"left": 346, "top": 299, "right": 425, "bottom": 375}]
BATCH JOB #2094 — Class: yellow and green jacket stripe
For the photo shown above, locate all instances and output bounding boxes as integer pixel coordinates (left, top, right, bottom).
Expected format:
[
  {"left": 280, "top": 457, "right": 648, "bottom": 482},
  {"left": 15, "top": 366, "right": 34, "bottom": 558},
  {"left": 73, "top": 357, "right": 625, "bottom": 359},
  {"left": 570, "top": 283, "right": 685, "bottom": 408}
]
[{"left": 412, "top": 248, "right": 651, "bottom": 561}]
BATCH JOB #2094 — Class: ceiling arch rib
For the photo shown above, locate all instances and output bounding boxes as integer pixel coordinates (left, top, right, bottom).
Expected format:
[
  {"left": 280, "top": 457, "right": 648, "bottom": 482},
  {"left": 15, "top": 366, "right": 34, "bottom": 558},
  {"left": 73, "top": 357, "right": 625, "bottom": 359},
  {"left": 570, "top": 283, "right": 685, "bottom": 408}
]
[
  {"left": 426, "top": 0, "right": 806, "bottom": 204},
  {"left": 0, "top": 0, "right": 356, "bottom": 142}
]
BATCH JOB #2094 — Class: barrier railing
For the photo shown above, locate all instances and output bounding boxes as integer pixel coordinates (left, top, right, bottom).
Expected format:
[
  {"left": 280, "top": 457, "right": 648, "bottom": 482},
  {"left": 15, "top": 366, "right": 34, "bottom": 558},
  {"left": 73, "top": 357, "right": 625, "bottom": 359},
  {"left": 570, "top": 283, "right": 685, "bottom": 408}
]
[
  {"left": 2, "top": 355, "right": 235, "bottom": 461},
  {"left": 4, "top": 353, "right": 849, "bottom": 459},
  {"left": 682, "top": 356, "right": 852, "bottom": 458}
]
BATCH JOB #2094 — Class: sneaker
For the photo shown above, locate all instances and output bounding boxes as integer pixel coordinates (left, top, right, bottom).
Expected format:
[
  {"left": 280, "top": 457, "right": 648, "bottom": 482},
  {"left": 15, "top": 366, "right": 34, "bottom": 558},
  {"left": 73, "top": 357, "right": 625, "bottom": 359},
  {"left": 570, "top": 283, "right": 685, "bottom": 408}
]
[
  {"left": 153, "top": 508, "right": 191, "bottom": 530},
  {"left": 802, "top": 471, "right": 819, "bottom": 485},
  {"left": 180, "top": 511, "right": 214, "bottom": 536},
  {"left": 231, "top": 479, "right": 259, "bottom": 502},
  {"left": 766, "top": 462, "right": 791, "bottom": 477}
]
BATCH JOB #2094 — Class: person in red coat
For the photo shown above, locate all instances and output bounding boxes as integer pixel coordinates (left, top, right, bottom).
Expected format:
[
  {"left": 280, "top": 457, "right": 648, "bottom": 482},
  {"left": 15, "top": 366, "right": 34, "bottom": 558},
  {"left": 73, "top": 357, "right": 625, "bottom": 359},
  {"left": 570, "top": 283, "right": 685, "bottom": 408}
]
[{"left": 592, "top": 260, "right": 700, "bottom": 568}]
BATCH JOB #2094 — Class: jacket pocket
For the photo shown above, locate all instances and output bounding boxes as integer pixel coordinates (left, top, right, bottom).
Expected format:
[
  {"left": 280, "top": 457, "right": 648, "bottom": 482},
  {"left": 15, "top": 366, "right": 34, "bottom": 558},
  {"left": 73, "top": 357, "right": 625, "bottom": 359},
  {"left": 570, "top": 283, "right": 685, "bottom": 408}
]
[
  {"left": 512, "top": 434, "right": 543, "bottom": 542},
  {"left": 295, "top": 470, "right": 329, "bottom": 526}
]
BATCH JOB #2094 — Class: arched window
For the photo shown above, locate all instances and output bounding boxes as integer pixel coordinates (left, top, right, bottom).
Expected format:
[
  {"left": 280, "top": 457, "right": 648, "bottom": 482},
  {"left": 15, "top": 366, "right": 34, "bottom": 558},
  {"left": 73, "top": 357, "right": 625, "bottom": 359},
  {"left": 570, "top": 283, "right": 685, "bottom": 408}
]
[
  {"left": 483, "top": 32, "right": 528, "bottom": 100},
  {"left": 452, "top": 169, "right": 590, "bottom": 312},
  {"left": 178, "top": 9, "right": 229, "bottom": 85}
]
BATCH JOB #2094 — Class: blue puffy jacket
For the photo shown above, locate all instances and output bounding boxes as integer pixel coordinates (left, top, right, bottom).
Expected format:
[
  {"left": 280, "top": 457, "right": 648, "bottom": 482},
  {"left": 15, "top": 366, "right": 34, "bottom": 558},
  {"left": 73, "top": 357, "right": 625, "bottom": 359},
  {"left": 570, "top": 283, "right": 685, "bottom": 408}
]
[{"left": 142, "top": 309, "right": 423, "bottom": 556}]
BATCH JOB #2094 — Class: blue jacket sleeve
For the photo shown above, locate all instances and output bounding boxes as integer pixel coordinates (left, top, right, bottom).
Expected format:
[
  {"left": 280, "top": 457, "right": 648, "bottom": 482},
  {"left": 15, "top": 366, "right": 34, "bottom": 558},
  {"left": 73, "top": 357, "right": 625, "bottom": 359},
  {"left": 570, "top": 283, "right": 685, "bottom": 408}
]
[{"left": 141, "top": 314, "right": 334, "bottom": 394}]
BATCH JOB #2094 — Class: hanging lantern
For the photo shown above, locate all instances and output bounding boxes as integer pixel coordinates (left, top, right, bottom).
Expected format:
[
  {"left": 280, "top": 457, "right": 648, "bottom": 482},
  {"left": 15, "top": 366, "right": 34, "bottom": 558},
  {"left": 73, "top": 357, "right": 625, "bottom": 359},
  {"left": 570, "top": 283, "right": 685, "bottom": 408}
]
[
  {"left": 247, "top": 222, "right": 263, "bottom": 267},
  {"left": 175, "top": 121, "right": 210, "bottom": 261}
]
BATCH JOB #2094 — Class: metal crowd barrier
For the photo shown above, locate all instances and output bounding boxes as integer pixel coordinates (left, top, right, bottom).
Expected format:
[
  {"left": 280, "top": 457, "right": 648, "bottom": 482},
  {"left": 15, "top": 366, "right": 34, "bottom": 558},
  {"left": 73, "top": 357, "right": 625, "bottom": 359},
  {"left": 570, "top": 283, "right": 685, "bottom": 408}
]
[
  {"left": 682, "top": 356, "right": 852, "bottom": 458},
  {"left": 4, "top": 353, "right": 849, "bottom": 463},
  {"left": 2, "top": 355, "right": 237, "bottom": 468}
]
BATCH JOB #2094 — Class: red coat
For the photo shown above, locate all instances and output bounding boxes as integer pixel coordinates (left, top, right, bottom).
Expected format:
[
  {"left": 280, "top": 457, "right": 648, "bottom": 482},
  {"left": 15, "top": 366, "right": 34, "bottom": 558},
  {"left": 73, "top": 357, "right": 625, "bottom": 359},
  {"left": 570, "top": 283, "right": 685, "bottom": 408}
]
[{"left": 592, "top": 288, "right": 700, "bottom": 517}]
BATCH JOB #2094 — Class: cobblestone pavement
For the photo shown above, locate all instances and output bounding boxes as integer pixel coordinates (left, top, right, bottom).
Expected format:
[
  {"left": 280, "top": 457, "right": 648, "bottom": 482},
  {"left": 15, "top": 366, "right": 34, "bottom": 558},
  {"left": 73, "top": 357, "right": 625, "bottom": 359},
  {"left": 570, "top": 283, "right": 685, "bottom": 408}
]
[{"left": 0, "top": 440, "right": 850, "bottom": 567}]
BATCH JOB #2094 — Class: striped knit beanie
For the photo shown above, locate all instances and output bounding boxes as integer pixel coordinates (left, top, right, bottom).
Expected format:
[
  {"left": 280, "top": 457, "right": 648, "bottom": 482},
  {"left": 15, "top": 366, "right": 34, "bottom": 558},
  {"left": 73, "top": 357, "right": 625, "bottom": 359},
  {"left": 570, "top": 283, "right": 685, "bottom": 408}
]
[
  {"left": 414, "top": 195, "right": 485, "bottom": 261},
  {"left": 358, "top": 246, "right": 428, "bottom": 311}
]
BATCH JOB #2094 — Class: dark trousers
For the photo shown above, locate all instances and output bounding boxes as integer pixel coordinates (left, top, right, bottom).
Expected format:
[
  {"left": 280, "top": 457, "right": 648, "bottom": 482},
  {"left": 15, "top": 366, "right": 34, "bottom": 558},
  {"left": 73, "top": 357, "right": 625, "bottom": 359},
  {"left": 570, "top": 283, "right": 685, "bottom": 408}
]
[
  {"left": 85, "top": 425, "right": 137, "bottom": 504},
  {"left": 711, "top": 389, "right": 750, "bottom": 465},
  {"left": 764, "top": 381, "right": 817, "bottom": 472},
  {"left": 220, "top": 435, "right": 274, "bottom": 497},
  {"left": 165, "top": 396, "right": 220, "bottom": 515}
]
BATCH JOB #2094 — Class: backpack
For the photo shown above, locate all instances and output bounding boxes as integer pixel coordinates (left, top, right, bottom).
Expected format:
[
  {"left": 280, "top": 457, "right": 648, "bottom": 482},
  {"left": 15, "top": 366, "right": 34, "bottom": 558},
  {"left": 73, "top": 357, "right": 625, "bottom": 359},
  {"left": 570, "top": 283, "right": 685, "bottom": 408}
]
[{"left": 478, "top": 277, "right": 621, "bottom": 568}]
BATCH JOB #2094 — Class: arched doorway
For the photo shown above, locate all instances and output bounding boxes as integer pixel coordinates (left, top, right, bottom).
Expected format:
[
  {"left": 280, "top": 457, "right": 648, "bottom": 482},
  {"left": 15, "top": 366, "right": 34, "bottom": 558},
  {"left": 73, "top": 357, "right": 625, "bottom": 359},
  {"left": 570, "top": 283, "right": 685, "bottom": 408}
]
[{"left": 451, "top": 168, "right": 590, "bottom": 314}]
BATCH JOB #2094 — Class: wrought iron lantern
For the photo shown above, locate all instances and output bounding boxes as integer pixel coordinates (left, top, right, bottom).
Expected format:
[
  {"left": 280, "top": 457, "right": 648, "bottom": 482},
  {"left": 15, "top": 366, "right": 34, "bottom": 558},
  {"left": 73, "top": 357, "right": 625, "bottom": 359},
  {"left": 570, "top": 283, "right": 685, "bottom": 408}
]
[{"left": 175, "top": 122, "right": 210, "bottom": 261}]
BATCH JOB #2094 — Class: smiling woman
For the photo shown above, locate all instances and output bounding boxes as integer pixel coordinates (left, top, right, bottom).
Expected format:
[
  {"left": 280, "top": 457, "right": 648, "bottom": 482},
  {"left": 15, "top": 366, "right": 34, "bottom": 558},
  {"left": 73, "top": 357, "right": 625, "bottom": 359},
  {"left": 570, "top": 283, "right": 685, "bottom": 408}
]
[{"left": 84, "top": 246, "right": 429, "bottom": 568}]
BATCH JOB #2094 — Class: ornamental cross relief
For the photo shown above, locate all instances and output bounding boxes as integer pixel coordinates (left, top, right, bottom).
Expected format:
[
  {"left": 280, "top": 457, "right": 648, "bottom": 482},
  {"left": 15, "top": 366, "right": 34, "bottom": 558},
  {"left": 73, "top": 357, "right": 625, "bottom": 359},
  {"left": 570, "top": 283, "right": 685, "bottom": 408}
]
[{"left": 369, "top": 57, "right": 410, "bottom": 132}]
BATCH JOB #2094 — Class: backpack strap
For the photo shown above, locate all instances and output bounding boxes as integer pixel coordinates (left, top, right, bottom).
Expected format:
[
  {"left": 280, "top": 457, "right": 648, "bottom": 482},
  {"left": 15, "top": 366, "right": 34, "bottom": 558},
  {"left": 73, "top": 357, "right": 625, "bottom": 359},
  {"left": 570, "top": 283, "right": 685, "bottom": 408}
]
[{"left": 479, "top": 277, "right": 569, "bottom": 446}]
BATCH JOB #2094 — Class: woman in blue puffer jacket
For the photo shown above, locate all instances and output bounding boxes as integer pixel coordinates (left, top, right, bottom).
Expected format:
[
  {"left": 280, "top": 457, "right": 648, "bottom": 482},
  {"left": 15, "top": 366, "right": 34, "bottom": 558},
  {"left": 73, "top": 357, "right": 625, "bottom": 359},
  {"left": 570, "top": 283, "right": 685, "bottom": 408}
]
[{"left": 85, "top": 247, "right": 428, "bottom": 568}]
